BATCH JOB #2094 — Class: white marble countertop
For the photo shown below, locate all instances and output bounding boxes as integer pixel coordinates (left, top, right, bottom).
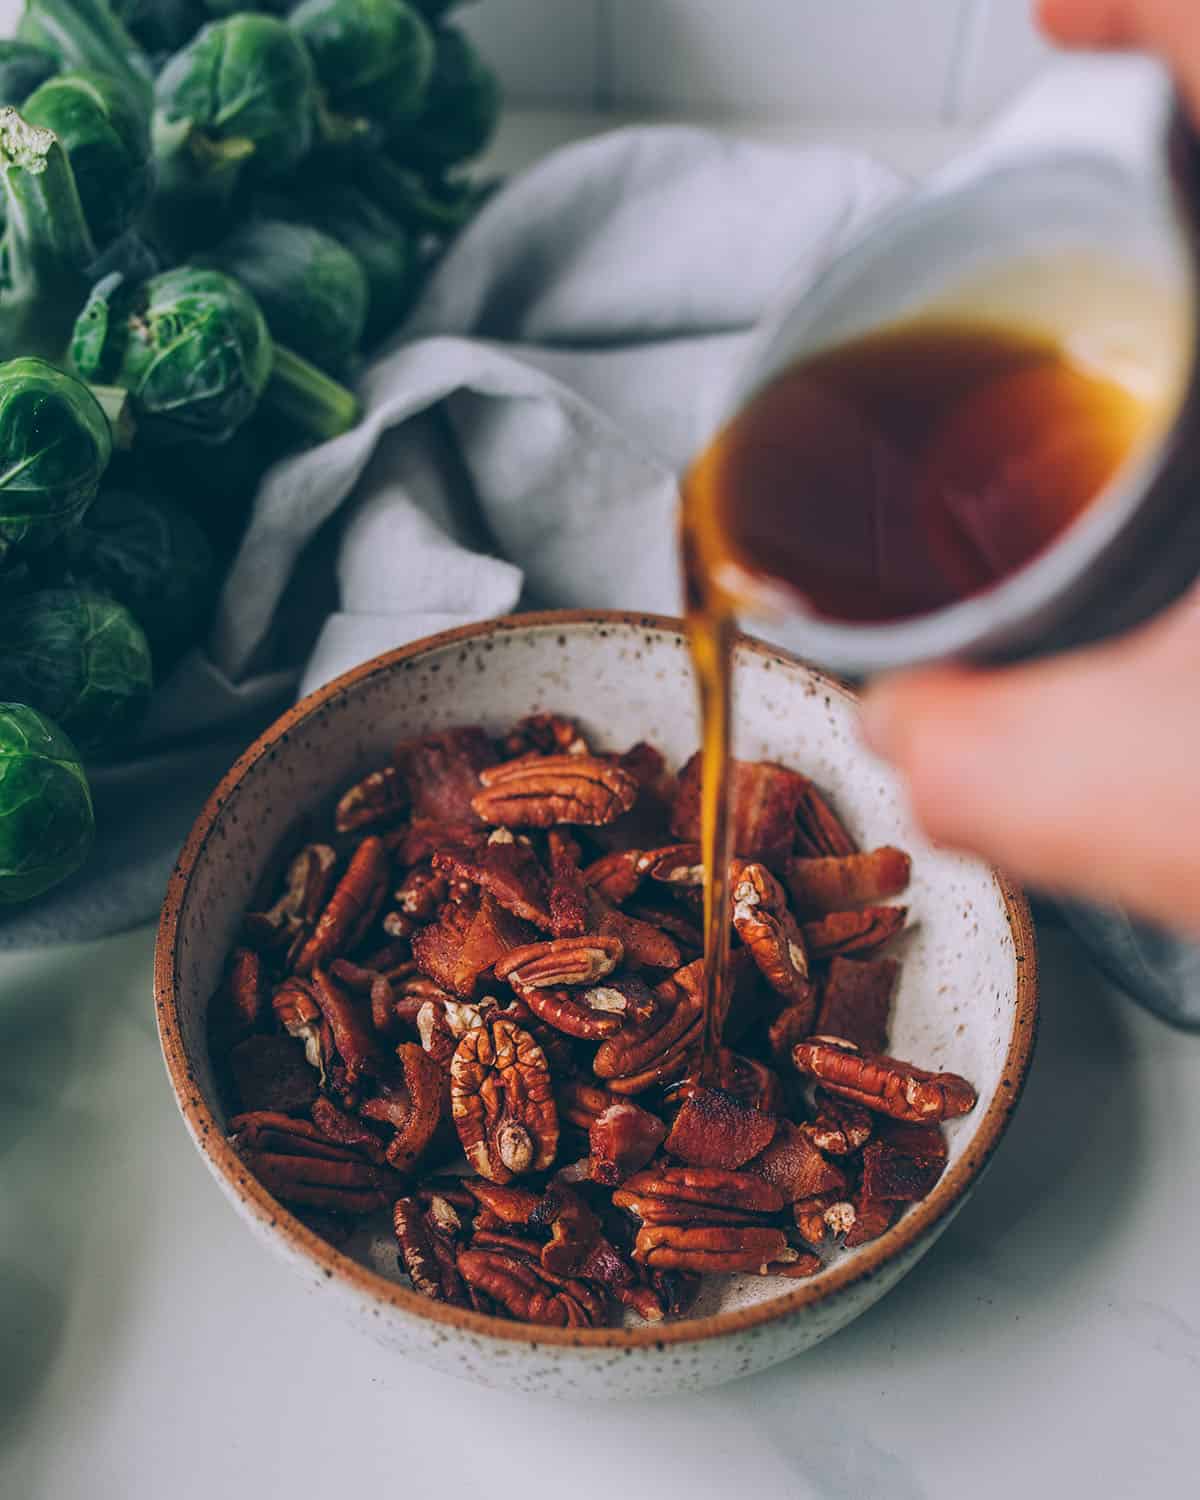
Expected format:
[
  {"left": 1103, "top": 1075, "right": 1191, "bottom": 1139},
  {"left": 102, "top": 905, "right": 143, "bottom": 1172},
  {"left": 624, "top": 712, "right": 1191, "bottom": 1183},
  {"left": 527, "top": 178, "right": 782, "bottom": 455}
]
[
  {"left": 3, "top": 920, "right": 1197, "bottom": 1500},
  {"left": 1, "top": 108, "right": 1197, "bottom": 1499}
]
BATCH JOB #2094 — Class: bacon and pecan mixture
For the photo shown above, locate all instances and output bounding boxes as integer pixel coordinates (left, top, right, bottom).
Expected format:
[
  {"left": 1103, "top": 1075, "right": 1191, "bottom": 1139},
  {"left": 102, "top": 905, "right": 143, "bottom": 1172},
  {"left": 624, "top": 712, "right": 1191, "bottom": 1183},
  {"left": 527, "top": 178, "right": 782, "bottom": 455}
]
[{"left": 210, "top": 715, "right": 977, "bottom": 1328}]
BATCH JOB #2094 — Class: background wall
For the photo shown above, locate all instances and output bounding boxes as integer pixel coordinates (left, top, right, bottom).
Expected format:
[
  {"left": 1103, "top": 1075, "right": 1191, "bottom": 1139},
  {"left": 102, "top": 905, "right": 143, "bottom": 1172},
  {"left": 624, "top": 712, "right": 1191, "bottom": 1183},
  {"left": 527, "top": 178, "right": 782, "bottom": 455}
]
[
  {"left": 457, "top": 0, "right": 1057, "bottom": 123},
  {"left": 0, "top": 0, "right": 1058, "bottom": 124}
]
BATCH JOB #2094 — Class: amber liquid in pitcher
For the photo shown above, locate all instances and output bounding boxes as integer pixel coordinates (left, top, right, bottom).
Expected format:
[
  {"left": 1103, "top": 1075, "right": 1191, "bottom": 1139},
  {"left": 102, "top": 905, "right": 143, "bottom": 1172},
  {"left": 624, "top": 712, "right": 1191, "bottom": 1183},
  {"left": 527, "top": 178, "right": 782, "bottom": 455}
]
[{"left": 682, "top": 316, "right": 1154, "bottom": 1068}]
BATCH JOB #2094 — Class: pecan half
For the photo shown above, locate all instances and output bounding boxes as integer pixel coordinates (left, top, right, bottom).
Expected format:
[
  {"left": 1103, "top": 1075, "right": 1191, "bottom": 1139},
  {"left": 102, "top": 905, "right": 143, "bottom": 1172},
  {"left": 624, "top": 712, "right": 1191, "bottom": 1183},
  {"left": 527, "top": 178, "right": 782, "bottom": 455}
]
[
  {"left": 642, "top": 843, "right": 704, "bottom": 887},
  {"left": 520, "top": 987, "right": 624, "bottom": 1040},
  {"left": 272, "top": 977, "right": 324, "bottom": 1076},
  {"left": 577, "top": 1235, "right": 665, "bottom": 1322},
  {"left": 294, "top": 838, "right": 389, "bottom": 974},
  {"left": 530, "top": 1184, "right": 603, "bottom": 1275},
  {"left": 731, "top": 861, "right": 811, "bottom": 1004},
  {"left": 808, "top": 1090, "right": 874, "bottom": 1155},
  {"left": 449, "top": 1018, "right": 559, "bottom": 1183},
  {"left": 393, "top": 1196, "right": 469, "bottom": 1305},
  {"left": 793, "top": 784, "right": 857, "bottom": 858},
  {"left": 802, "top": 907, "right": 907, "bottom": 960},
  {"left": 582, "top": 848, "right": 645, "bottom": 904},
  {"left": 613, "top": 1165, "right": 785, "bottom": 1224},
  {"left": 791, "top": 1039, "right": 977, "bottom": 1122},
  {"left": 784, "top": 848, "right": 911, "bottom": 917},
  {"left": 335, "top": 766, "right": 408, "bottom": 834},
  {"left": 592, "top": 965, "right": 704, "bottom": 1094},
  {"left": 360, "top": 1042, "right": 445, "bottom": 1172},
  {"left": 814, "top": 957, "right": 898, "bottom": 1053},
  {"left": 472, "top": 755, "right": 638, "bottom": 829},
  {"left": 310, "top": 966, "right": 382, "bottom": 1092},
  {"left": 494, "top": 934, "right": 624, "bottom": 990},
  {"left": 209, "top": 947, "right": 266, "bottom": 1053},
  {"left": 456, "top": 1247, "right": 603, "bottom": 1327},
  {"left": 242, "top": 843, "right": 337, "bottom": 959},
  {"left": 310, "top": 1097, "right": 388, "bottom": 1163},
  {"left": 633, "top": 1224, "right": 790, "bottom": 1274},
  {"left": 582, "top": 974, "right": 657, "bottom": 1027},
  {"left": 231, "top": 1113, "right": 403, "bottom": 1214}
]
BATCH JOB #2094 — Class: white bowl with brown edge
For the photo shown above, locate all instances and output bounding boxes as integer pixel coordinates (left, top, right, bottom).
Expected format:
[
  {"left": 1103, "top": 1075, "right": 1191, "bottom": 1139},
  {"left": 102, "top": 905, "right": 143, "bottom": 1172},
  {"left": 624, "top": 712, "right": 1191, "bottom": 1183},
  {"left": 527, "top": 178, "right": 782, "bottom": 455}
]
[{"left": 155, "top": 610, "right": 1038, "bottom": 1399}]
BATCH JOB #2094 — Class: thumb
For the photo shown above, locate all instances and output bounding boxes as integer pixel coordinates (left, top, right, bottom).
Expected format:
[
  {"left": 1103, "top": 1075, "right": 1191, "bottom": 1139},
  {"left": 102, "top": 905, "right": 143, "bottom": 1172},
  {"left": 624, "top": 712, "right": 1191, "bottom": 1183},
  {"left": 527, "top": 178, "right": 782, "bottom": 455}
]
[{"left": 857, "top": 611, "right": 1200, "bottom": 928}]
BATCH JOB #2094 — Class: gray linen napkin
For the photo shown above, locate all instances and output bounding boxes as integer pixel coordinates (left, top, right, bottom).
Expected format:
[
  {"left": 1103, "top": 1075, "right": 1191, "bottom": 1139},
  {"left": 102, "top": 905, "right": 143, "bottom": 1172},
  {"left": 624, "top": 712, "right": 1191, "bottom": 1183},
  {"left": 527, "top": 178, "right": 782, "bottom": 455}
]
[{"left": 4, "top": 122, "right": 1196, "bottom": 1032}]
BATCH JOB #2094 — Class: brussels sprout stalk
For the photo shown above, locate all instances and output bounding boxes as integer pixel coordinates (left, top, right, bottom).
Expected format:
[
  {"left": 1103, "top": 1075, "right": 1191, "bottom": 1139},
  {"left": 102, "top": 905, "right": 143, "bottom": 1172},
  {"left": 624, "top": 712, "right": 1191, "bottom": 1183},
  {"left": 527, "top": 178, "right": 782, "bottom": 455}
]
[
  {"left": 264, "top": 343, "right": 360, "bottom": 442},
  {"left": 0, "top": 106, "right": 96, "bottom": 360},
  {"left": 18, "top": 0, "right": 153, "bottom": 112}
]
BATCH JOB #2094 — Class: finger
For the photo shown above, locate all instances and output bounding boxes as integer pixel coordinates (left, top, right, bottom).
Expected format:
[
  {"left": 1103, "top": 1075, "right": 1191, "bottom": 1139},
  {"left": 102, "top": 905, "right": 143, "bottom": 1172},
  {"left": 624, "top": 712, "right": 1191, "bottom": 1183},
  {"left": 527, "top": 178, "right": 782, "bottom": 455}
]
[
  {"left": 1038, "top": 0, "right": 1200, "bottom": 116},
  {"left": 859, "top": 622, "right": 1200, "bottom": 930},
  {"left": 1038, "top": 0, "right": 1190, "bottom": 47}
]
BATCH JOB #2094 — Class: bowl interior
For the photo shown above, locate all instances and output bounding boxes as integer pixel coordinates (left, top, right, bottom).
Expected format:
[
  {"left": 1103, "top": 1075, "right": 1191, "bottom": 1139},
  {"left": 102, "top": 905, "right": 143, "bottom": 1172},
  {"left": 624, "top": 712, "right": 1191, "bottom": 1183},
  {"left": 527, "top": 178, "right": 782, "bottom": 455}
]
[{"left": 165, "top": 614, "right": 1028, "bottom": 1327}]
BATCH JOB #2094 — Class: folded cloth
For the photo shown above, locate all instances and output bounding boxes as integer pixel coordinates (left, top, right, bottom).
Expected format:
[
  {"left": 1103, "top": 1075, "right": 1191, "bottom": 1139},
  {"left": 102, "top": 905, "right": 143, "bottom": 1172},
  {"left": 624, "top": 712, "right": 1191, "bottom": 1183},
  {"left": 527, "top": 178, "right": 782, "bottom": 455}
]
[{"left": 3, "top": 121, "right": 1196, "bottom": 1031}]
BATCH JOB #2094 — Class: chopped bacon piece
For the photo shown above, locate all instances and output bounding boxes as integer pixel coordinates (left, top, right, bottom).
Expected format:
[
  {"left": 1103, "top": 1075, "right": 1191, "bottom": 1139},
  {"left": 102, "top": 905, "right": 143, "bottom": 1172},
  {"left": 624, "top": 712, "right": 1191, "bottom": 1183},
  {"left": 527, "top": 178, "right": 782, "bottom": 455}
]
[
  {"left": 860, "top": 1120, "right": 948, "bottom": 1201},
  {"left": 747, "top": 1121, "right": 847, "bottom": 1203},
  {"left": 814, "top": 957, "right": 899, "bottom": 1053},
  {"left": 394, "top": 728, "right": 497, "bottom": 826},
  {"left": 547, "top": 829, "right": 589, "bottom": 938},
  {"left": 590, "top": 1100, "right": 668, "bottom": 1185},
  {"left": 671, "top": 754, "right": 811, "bottom": 869},
  {"left": 665, "top": 1085, "right": 778, "bottom": 1170},
  {"left": 433, "top": 837, "right": 551, "bottom": 930}
]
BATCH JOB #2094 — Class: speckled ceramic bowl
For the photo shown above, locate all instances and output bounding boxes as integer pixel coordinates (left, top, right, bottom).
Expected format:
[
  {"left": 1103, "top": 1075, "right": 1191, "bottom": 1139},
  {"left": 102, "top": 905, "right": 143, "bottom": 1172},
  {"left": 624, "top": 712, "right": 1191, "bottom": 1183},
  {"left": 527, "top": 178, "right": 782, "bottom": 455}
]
[{"left": 155, "top": 611, "right": 1037, "bottom": 1398}]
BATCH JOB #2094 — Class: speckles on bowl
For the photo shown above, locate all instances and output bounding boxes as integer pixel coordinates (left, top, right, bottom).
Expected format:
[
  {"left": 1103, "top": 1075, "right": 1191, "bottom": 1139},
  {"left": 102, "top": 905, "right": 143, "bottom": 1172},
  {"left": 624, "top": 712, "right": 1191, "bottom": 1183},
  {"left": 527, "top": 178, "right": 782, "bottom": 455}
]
[{"left": 154, "top": 610, "right": 1037, "bottom": 1399}]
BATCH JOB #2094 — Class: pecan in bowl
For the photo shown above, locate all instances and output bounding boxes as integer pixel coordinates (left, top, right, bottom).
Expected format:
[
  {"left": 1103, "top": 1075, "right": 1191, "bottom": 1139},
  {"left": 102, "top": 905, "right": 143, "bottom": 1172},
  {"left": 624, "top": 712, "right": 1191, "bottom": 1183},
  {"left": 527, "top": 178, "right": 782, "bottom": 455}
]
[{"left": 157, "top": 613, "right": 1037, "bottom": 1399}]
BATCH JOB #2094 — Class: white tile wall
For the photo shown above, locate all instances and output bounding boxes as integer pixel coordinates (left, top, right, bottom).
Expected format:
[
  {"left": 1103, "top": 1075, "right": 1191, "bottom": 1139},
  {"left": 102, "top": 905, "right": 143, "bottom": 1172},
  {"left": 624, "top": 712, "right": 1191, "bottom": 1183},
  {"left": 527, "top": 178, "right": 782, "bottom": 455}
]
[
  {"left": 607, "top": 0, "right": 969, "bottom": 122},
  {"left": 0, "top": 0, "right": 1060, "bottom": 124}
]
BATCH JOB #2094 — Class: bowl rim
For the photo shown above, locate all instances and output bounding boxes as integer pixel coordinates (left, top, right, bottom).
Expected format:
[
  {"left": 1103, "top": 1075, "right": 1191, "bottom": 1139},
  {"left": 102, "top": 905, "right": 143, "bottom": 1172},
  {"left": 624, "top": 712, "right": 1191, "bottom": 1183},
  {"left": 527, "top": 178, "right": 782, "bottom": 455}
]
[{"left": 155, "top": 609, "right": 1039, "bottom": 1351}]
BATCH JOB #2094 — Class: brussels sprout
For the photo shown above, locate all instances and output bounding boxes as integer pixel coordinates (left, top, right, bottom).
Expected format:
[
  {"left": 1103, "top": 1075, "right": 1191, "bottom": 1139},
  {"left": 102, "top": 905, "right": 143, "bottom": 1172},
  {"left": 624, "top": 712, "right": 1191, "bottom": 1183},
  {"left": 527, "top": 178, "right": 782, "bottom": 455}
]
[
  {"left": 71, "top": 266, "right": 272, "bottom": 446},
  {"left": 411, "top": 0, "right": 472, "bottom": 17},
  {"left": 21, "top": 71, "right": 152, "bottom": 250},
  {"left": 358, "top": 151, "right": 491, "bottom": 236},
  {"left": 0, "top": 41, "right": 58, "bottom": 107},
  {"left": 19, "top": 0, "right": 153, "bottom": 113},
  {"left": 0, "top": 357, "right": 111, "bottom": 556},
  {"left": 152, "top": 15, "right": 318, "bottom": 238},
  {"left": 199, "top": 217, "right": 367, "bottom": 371},
  {"left": 0, "top": 108, "right": 97, "bottom": 360},
  {"left": 290, "top": 0, "right": 434, "bottom": 137},
  {"left": 0, "top": 588, "right": 153, "bottom": 754},
  {"left": 51, "top": 488, "right": 216, "bottom": 664},
  {"left": 295, "top": 184, "right": 413, "bottom": 344},
  {"left": 71, "top": 265, "right": 360, "bottom": 446},
  {"left": 390, "top": 24, "right": 498, "bottom": 168},
  {"left": 0, "top": 702, "right": 94, "bottom": 902}
]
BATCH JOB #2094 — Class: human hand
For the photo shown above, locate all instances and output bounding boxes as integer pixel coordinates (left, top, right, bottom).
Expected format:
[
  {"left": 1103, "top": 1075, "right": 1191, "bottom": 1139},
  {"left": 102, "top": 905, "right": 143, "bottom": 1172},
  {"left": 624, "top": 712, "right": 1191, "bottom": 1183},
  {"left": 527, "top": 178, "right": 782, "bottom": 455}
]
[
  {"left": 1038, "top": 0, "right": 1200, "bottom": 117},
  {"left": 856, "top": 1, "right": 1200, "bottom": 936}
]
